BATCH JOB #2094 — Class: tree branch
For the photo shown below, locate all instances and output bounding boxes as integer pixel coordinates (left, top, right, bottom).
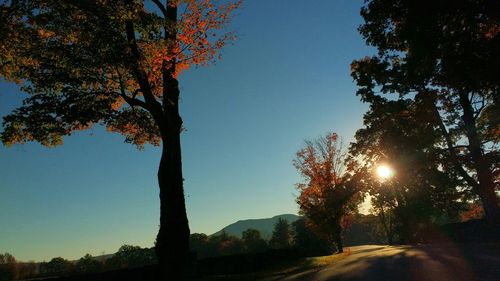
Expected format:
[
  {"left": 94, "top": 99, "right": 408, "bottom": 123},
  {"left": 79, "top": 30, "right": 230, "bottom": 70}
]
[
  {"left": 431, "top": 101, "right": 479, "bottom": 188},
  {"left": 115, "top": 66, "right": 148, "bottom": 110},
  {"left": 120, "top": 92, "right": 148, "bottom": 108},
  {"left": 124, "top": 19, "right": 163, "bottom": 117},
  {"left": 151, "top": 0, "right": 168, "bottom": 19}
]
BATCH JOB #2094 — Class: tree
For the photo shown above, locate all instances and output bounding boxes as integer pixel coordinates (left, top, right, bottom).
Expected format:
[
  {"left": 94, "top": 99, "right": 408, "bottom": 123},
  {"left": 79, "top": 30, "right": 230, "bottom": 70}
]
[
  {"left": 291, "top": 219, "right": 331, "bottom": 256},
  {"left": 351, "top": 0, "right": 499, "bottom": 223},
  {"left": 75, "top": 254, "right": 103, "bottom": 274},
  {"left": 189, "top": 233, "right": 210, "bottom": 258},
  {"left": 39, "top": 257, "right": 73, "bottom": 277},
  {"left": 241, "top": 228, "right": 267, "bottom": 253},
  {"left": 349, "top": 98, "right": 466, "bottom": 242},
  {"left": 105, "top": 245, "right": 156, "bottom": 270},
  {"left": 293, "top": 133, "right": 360, "bottom": 253},
  {"left": 0, "top": 253, "right": 17, "bottom": 281},
  {"left": 0, "top": 0, "right": 240, "bottom": 277},
  {"left": 269, "top": 218, "right": 292, "bottom": 250}
]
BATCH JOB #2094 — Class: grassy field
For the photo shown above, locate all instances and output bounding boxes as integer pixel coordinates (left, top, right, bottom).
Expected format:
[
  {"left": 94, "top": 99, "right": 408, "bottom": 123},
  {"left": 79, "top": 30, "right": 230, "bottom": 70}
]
[{"left": 200, "top": 249, "right": 352, "bottom": 281}]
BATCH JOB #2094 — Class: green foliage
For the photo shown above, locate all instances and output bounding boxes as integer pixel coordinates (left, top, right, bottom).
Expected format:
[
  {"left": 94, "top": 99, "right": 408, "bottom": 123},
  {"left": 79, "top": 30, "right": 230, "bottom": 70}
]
[{"left": 269, "top": 218, "right": 293, "bottom": 250}]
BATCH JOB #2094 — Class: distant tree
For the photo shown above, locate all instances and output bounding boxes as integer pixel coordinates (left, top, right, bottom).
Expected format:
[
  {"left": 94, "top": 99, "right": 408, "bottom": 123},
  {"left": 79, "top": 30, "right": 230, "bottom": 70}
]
[
  {"left": 190, "top": 232, "right": 245, "bottom": 258},
  {"left": 189, "top": 233, "right": 210, "bottom": 258},
  {"left": 218, "top": 235, "right": 244, "bottom": 256},
  {"left": 269, "top": 218, "right": 292, "bottom": 250},
  {"left": 241, "top": 229, "right": 268, "bottom": 253},
  {"left": 291, "top": 219, "right": 331, "bottom": 256},
  {"left": 105, "top": 245, "right": 156, "bottom": 270},
  {"left": 343, "top": 214, "right": 385, "bottom": 246},
  {"left": 39, "top": 257, "right": 73, "bottom": 276},
  {"left": 75, "top": 254, "right": 102, "bottom": 274},
  {"left": 0, "top": 253, "right": 17, "bottom": 281},
  {"left": 294, "top": 133, "right": 360, "bottom": 253},
  {"left": 371, "top": 194, "right": 397, "bottom": 245},
  {"left": 16, "top": 262, "right": 37, "bottom": 280},
  {"left": 351, "top": 0, "right": 500, "bottom": 223},
  {"left": 0, "top": 0, "right": 241, "bottom": 277}
]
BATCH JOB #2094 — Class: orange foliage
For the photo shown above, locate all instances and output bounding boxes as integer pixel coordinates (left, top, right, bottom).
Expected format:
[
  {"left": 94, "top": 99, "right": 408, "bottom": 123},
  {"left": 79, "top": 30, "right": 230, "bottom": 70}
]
[
  {"left": 294, "top": 133, "right": 358, "bottom": 243},
  {"left": 141, "top": 0, "right": 241, "bottom": 97},
  {"left": 459, "top": 203, "right": 484, "bottom": 222}
]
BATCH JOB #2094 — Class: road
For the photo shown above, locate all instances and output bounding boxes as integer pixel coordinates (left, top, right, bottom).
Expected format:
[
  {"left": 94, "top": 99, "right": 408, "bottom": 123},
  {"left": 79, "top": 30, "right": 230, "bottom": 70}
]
[{"left": 267, "top": 244, "right": 499, "bottom": 281}]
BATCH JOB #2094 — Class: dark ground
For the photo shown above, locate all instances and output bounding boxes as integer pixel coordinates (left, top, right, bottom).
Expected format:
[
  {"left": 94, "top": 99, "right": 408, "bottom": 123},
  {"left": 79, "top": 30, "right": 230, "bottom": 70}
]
[{"left": 248, "top": 244, "right": 500, "bottom": 281}]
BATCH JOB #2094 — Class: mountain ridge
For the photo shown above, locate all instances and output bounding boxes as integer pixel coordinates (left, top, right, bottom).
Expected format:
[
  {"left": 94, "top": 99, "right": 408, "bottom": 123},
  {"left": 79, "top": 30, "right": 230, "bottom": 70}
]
[{"left": 211, "top": 214, "right": 301, "bottom": 240}]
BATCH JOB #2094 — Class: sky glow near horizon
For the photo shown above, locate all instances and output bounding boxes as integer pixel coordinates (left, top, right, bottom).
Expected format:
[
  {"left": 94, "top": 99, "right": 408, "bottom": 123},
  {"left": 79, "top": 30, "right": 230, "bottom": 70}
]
[{"left": 0, "top": 0, "right": 374, "bottom": 261}]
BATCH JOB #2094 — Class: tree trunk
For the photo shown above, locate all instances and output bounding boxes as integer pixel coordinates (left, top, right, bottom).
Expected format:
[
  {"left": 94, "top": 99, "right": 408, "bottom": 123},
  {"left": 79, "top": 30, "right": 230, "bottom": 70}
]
[
  {"left": 335, "top": 236, "right": 343, "bottom": 254},
  {"left": 458, "top": 92, "right": 500, "bottom": 224},
  {"left": 155, "top": 128, "right": 190, "bottom": 279}
]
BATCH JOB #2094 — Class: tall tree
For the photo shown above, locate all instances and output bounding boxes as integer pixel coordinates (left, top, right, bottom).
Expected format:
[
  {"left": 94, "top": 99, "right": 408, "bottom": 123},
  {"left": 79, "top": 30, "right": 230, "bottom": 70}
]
[
  {"left": 351, "top": 0, "right": 499, "bottom": 223},
  {"left": 241, "top": 228, "right": 268, "bottom": 253},
  {"left": 293, "top": 133, "right": 360, "bottom": 253},
  {"left": 269, "top": 218, "right": 292, "bottom": 250},
  {"left": 0, "top": 0, "right": 240, "bottom": 277},
  {"left": 292, "top": 218, "right": 331, "bottom": 256},
  {"left": 349, "top": 98, "right": 466, "bottom": 242}
]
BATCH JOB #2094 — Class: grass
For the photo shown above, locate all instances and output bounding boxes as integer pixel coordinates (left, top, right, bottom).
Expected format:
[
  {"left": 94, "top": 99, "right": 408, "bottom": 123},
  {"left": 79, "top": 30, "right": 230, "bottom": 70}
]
[{"left": 200, "top": 248, "right": 352, "bottom": 281}]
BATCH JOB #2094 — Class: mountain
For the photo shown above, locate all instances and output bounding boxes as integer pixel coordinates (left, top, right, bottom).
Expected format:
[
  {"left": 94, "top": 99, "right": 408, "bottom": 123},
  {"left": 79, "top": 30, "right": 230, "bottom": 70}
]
[{"left": 211, "top": 214, "right": 301, "bottom": 240}]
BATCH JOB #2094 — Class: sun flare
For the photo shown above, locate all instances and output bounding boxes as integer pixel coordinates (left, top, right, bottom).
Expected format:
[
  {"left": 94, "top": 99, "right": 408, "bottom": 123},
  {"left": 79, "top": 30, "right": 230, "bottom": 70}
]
[{"left": 377, "top": 165, "right": 394, "bottom": 180}]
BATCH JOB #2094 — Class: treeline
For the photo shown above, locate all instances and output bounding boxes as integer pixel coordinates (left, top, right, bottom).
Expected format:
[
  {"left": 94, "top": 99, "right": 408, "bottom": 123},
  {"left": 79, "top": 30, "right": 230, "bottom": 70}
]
[
  {"left": 191, "top": 218, "right": 336, "bottom": 259},
  {"left": 0, "top": 218, "right": 332, "bottom": 281},
  {"left": 0, "top": 245, "right": 156, "bottom": 281}
]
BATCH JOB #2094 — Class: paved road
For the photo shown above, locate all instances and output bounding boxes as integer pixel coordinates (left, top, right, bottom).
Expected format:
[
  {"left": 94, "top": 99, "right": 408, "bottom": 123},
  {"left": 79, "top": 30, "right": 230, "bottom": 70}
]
[{"left": 269, "top": 244, "right": 499, "bottom": 281}]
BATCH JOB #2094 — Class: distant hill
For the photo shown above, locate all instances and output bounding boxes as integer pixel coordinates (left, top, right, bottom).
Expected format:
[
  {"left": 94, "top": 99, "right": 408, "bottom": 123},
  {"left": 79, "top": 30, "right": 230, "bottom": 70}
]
[{"left": 211, "top": 214, "right": 301, "bottom": 240}]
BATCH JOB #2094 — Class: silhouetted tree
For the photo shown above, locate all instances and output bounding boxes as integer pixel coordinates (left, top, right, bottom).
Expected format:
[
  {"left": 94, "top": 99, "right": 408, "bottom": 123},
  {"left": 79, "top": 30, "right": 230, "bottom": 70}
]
[
  {"left": 292, "top": 219, "right": 331, "bottom": 256},
  {"left": 105, "top": 245, "right": 156, "bottom": 270},
  {"left": 269, "top": 218, "right": 292, "bottom": 250},
  {"left": 348, "top": 97, "right": 468, "bottom": 242},
  {"left": 294, "top": 133, "right": 360, "bottom": 253},
  {"left": 241, "top": 229, "right": 268, "bottom": 253},
  {"left": 0, "top": 1, "right": 240, "bottom": 278},
  {"left": 351, "top": 0, "right": 500, "bottom": 223},
  {"left": 39, "top": 257, "right": 73, "bottom": 277},
  {"left": 16, "top": 262, "right": 37, "bottom": 280},
  {"left": 0, "top": 253, "right": 17, "bottom": 281},
  {"left": 189, "top": 233, "right": 210, "bottom": 258},
  {"left": 75, "top": 254, "right": 102, "bottom": 274}
]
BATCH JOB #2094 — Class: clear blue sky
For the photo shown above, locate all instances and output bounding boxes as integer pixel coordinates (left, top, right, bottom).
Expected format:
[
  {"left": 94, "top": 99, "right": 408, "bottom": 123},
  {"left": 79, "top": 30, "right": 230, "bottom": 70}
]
[{"left": 0, "top": 0, "right": 373, "bottom": 262}]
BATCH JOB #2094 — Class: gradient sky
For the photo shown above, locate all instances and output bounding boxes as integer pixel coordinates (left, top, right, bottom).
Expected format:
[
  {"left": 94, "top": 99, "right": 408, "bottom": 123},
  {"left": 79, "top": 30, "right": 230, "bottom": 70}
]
[{"left": 0, "top": 0, "right": 375, "bottom": 262}]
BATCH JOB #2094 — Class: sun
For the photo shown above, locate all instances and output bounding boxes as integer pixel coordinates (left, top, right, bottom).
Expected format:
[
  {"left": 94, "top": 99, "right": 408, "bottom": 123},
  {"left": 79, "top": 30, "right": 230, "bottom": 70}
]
[{"left": 377, "top": 164, "right": 394, "bottom": 180}]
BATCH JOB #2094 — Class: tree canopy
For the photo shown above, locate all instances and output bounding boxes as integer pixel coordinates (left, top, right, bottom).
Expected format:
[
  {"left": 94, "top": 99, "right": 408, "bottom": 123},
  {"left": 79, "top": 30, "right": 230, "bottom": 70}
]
[
  {"left": 294, "top": 133, "right": 361, "bottom": 253},
  {"left": 0, "top": 1, "right": 241, "bottom": 277},
  {"left": 0, "top": 0, "right": 239, "bottom": 148},
  {"left": 351, "top": 0, "right": 499, "bottom": 223}
]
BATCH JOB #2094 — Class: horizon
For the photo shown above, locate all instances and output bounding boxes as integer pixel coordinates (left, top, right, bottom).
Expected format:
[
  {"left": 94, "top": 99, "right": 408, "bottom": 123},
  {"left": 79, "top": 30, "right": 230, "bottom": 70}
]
[{"left": 0, "top": 0, "right": 374, "bottom": 262}]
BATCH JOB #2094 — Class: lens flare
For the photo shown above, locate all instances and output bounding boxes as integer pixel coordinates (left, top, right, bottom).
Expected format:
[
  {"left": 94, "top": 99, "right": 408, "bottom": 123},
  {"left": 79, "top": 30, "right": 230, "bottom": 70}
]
[{"left": 377, "top": 165, "right": 394, "bottom": 180}]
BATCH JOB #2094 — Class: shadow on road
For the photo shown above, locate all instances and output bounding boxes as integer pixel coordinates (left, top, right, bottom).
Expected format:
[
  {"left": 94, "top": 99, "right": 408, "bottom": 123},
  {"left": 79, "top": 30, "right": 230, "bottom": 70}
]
[{"left": 279, "top": 244, "right": 499, "bottom": 281}]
